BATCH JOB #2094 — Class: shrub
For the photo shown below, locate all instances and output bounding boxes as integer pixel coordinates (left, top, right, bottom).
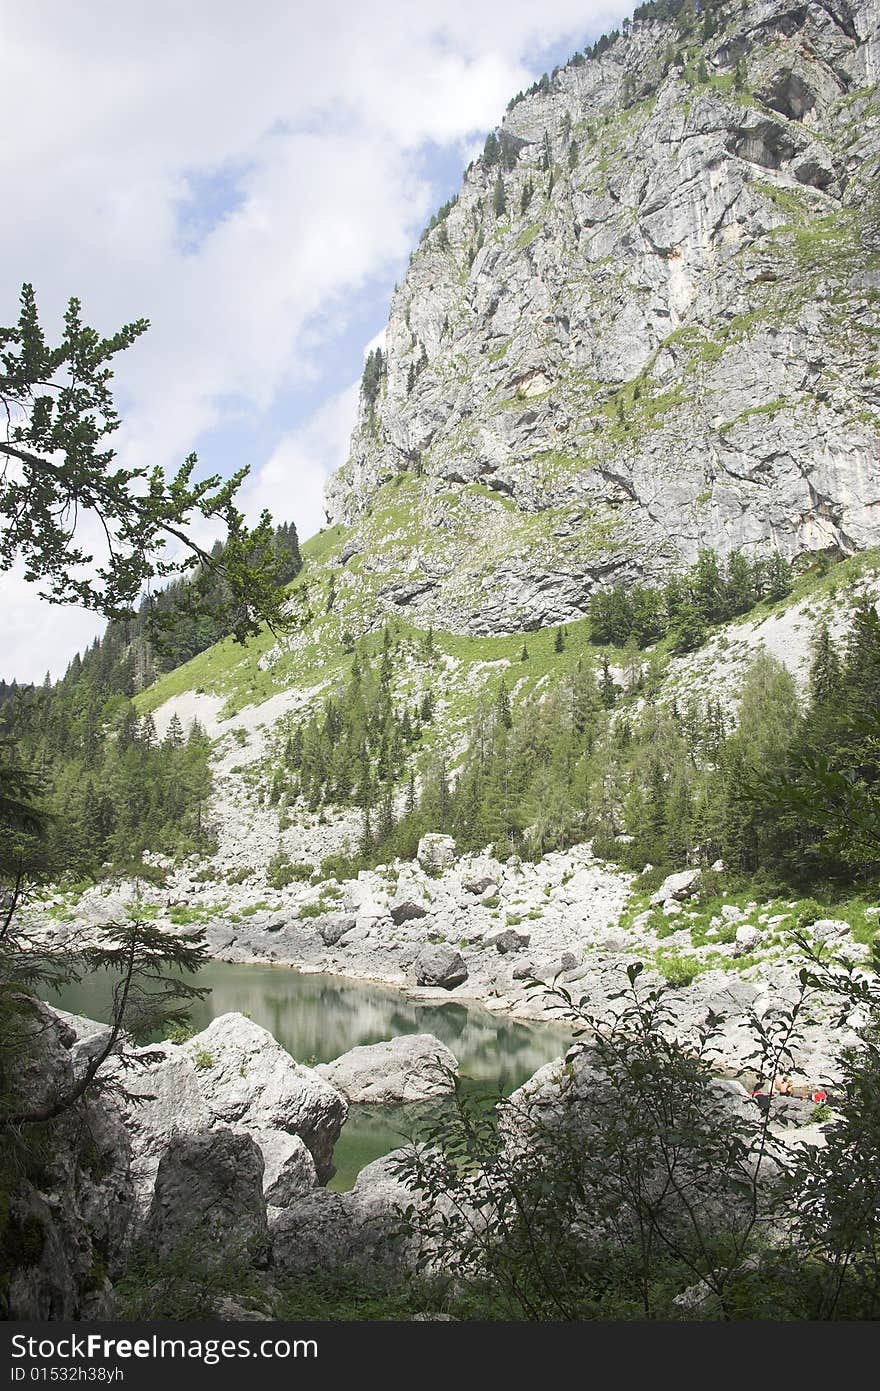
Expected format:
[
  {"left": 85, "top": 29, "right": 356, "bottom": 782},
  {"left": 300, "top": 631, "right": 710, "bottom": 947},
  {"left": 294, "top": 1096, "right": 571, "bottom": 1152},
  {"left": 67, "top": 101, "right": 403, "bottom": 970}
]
[
  {"left": 164, "top": 1023, "right": 195, "bottom": 1045},
  {"left": 656, "top": 952, "right": 701, "bottom": 987},
  {"left": 266, "top": 853, "right": 314, "bottom": 889},
  {"left": 797, "top": 899, "right": 825, "bottom": 931},
  {"left": 393, "top": 964, "right": 802, "bottom": 1319},
  {"left": 227, "top": 866, "right": 255, "bottom": 885}
]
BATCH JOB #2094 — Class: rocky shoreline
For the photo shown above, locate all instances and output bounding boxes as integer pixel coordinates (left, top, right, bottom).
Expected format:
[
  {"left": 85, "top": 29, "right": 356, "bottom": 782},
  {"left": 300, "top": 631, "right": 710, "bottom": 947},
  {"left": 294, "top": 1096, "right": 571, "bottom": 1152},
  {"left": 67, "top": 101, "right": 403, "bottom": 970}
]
[{"left": 27, "top": 834, "right": 871, "bottom": 1089}]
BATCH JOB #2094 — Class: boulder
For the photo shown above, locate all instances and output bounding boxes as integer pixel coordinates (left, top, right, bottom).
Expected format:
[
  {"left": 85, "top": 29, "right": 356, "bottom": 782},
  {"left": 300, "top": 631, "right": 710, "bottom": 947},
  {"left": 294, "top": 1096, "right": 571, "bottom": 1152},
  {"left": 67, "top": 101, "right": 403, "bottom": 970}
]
[
  {"left": 487, "top": 927, "right": 531, "bottom": 954},
  {"left": 252, "top": 1130, "right": 318, "bottom": 1206},
  {"left": 417, "top": 833, "right": 457, "bottom": 872},
  {"left": 145, "top": 1128, "right": 270, "bottom": 1268},
  {"left": 182, "top": 1013, "right": 348, "bottom": 1183},
  {"left": 317, "top": 1034, "right": 458, "bottom": 1104},
  {"left": 811, "top": 918, "right": 851, "bottom": 943},
  {"left": 411, "top": 945, "right": 468, "bottom": 990},
  {"left": 733, "top": 924, "right": 764, "bottom": 957},
  {"left": 461, "top": 859, "right": 502, "bottom": 895},
  {"left": 389, "top": 897, "right": 430, "bottom": 925},
  {"left": 271, "top": 1151, "right": 422, "bottom": 1285},
  {"left": 119, "top": 1044, "right": 212, "bottom": 1206},
  {"left": 512, "top": 960, "right": 537, "bottom": 980},
  {"left": 319, "top": 915, "right": 355, "bottom": 946},
  {"left": 650, "top": 869, "right": 702, "bottom": 906},
  {"left": 463, "top": 875, "right": 498, "bottom": 896}
]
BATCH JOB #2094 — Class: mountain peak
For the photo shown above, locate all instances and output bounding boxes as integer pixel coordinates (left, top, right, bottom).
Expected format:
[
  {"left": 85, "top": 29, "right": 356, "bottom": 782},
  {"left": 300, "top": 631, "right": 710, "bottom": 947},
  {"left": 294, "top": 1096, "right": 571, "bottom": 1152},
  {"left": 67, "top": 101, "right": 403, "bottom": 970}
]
[{"left": 325, "top": 0, "right": 880, "bottom": 636}]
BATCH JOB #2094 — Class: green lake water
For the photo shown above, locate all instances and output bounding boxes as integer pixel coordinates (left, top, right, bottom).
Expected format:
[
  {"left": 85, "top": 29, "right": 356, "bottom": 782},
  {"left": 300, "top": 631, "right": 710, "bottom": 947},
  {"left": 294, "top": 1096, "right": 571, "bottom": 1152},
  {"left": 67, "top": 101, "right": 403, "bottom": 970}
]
[{"left": 49, "top": 961, "right": 572, "bottom": 1189}]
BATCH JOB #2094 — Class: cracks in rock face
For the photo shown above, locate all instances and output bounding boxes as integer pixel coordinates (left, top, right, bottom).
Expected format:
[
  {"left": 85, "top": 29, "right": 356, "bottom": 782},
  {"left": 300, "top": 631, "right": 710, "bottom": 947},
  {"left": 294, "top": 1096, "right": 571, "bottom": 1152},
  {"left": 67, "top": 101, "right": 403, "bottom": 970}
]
[{"left": 803, "top": 479, "right": 859, "bottom": 551}]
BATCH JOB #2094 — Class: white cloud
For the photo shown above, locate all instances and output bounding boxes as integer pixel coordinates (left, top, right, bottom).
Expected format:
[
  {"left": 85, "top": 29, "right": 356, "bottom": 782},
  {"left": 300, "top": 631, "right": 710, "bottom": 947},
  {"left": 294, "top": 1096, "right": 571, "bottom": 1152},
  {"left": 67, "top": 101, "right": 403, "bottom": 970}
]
[
  {"left": 0, "top": 0, "right": 633, "bottom": 679},
  {"left": 240, "top": 382, "right": 361, "bottom": 541},
  {"left": 0, "top": 569, "right": 104, "bottom": 686}
]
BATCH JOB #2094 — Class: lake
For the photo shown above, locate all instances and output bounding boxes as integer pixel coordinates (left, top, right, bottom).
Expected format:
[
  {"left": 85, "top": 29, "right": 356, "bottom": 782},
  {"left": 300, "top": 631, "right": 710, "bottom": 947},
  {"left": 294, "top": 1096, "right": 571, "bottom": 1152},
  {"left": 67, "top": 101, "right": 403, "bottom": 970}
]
[{"left": 50, "top": 961, "right": 573, "bottom": 1189}]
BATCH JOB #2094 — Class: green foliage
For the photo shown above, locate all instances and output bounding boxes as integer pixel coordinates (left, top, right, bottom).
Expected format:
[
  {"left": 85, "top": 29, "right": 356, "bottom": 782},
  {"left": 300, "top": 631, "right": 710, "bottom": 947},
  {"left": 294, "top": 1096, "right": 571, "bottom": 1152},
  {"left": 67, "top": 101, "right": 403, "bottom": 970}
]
[
  {"left": 419, "top": 195, "right": 458, "bottom": 245},
  {"left": 0, "top": 284, "right": 289, "bottom": 641},
  {"left": 361, "top": 348, "right": 386, "bottom": 409},
  {"left": 797, "top": 900, "right": 825, "bottom": 931},
  {"left": 266, "top": 853, "right": 314, "bottom": 890},
  {"left": 267, "top": 634, "right": 435, "bottom": 835},
  {"left": 393, "top": 963, "right": 801, "bottom": 1319},
  {"left": 656, "top": 952, "right": 701, "bottom": 987},
  {"left": 0, "top": 696, "right": 215, "bottom": 879},
  {"left": 746, "top": 603, "right": 880, "bottom": 881},
  {"left": 589, "top": 547, "right": 792, "bottom": 651}
]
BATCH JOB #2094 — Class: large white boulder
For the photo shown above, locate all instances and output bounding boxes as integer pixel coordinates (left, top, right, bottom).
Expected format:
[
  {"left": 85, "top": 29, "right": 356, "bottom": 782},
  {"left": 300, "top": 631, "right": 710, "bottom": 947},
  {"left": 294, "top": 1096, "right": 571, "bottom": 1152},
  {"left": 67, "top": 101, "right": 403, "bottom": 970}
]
[
  {"left": 270, "top": 1151, "right": 425, "bottom": 1285},
  {"left": 417, "top": 833, "right": 457, "bottom": 871},
  {"left": 317, "top": 1034, "right": 458, "bottom": 1104},
  {"left": 182, "top": 1013, "right": 348, "bottom": 1183},
  {"left": 650, "top": 869, "right": 702, "bottom": 906},
  {"left": 120, "top": 1044, "right": 212, "bottom": 1205}
]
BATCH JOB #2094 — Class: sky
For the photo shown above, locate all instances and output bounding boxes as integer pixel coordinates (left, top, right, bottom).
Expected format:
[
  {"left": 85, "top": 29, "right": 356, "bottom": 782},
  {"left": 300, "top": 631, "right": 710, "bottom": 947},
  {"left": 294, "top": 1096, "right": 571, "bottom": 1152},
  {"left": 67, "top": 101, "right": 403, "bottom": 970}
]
[{"left": 0, "top": 0, "right": 633, "bottom": 683}]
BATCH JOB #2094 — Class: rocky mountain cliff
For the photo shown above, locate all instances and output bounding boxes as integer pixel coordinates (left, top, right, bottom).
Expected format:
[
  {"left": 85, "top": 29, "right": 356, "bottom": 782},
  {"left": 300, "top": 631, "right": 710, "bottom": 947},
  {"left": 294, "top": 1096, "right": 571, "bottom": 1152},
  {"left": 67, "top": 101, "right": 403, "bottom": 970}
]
[{"left": 325, "top": 0, "right": 880, "bottom": 634}]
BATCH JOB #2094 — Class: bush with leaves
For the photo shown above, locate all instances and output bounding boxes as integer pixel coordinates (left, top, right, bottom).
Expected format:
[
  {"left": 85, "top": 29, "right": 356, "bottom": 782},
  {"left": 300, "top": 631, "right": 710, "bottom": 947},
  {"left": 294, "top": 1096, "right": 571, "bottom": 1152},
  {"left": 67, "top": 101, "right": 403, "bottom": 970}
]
[{"left": 392, "top": 963, "right": 807, "bottom": 1319}]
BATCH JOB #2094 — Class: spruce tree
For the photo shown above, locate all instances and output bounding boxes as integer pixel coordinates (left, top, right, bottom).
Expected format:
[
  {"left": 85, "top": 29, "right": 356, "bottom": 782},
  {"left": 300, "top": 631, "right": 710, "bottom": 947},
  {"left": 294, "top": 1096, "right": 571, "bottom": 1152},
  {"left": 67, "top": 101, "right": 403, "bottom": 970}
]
[
  {"left": 600, "top": 657, "right": 616, "bottom": 709},
  {"left": 496, "top": 678, "right": 513, "bottom": 730}
]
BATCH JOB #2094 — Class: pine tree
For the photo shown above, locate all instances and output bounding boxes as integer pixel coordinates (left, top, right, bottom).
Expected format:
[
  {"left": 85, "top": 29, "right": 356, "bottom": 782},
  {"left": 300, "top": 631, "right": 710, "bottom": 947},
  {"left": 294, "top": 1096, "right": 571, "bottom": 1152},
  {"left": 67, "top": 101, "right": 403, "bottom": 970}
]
[
  {"left": 600, "top": 657, "right": 616, "bottom": 709},
  {"left": 764, "top": 552, "right": 792, "bottom": 602},
  {"left": 164, "top": 714, "right": 184, "bottom": 749},
  {"left": 493, "top": 173, "right": 507, "bottom": 217},
  {"left": 808, "top": 623, "right": 842, "bottom": 709},
  {"left": 496, "top": 678, "right": 513, "bottom": 730},
  {"left": 554, "top": 627, "right": 565, "bottom": 654}
]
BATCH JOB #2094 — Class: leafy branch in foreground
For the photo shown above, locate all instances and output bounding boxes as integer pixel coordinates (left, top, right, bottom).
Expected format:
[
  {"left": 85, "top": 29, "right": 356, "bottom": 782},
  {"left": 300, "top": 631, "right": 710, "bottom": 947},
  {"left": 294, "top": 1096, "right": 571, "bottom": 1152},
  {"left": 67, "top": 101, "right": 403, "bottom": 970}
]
[
  {"left": 0, "top": 282, "right": 291, "bottom": 641},
  {"left": 1, "top": 911, "right": 209, "bottom": 1127},
  {"left": 392, "top": 963, "right": 803, "bottom": 1319}
]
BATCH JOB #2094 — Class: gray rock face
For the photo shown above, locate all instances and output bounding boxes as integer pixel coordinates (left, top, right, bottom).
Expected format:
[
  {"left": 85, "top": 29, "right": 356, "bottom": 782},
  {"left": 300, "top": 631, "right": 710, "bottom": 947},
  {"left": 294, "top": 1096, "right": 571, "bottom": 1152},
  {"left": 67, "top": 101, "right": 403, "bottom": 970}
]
[
  {"left": 181, "top": 1013, "right": 348, "bottom": 1183},
  {"left": 411, "top": 944, "right": 468, "bottom": 989},
  {"left": 252, "top": 1130, "right": 318, "bottom": 1207},
  {"left": 145, "top": 1128, "right": 270, "bottom": 1268},
  {"left": 120, "top": 1044, "right": 212, "bottom": 1205},
  {"left": 3, "top": 1002, "right": 135, "bottom": 1320},
  {"left": 270, "top": 1151, "right": 421, "bottom": 1285},
  {"left": 323, "top": 0, "right": 880, "bottom": 634},
  {"left": 651, "top": 869, "right": 702, "bottom": 905},
  {"left": 487, "top": 927, "right": 532, "bottom": 954},
  {"left": 417, "top": 833, "right": 457, "bottom": 871},
  {"left": 317, "top": 1033, "right": 459, "bottom": 1103}
]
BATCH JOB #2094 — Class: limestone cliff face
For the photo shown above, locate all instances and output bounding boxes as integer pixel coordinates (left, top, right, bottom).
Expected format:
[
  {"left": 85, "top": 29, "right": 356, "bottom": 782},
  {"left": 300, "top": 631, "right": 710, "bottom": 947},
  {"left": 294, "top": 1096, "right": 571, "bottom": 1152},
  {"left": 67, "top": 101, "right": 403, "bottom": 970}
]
[{"left": 324, "top": 0, "right": 880, "bottom": 634}]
